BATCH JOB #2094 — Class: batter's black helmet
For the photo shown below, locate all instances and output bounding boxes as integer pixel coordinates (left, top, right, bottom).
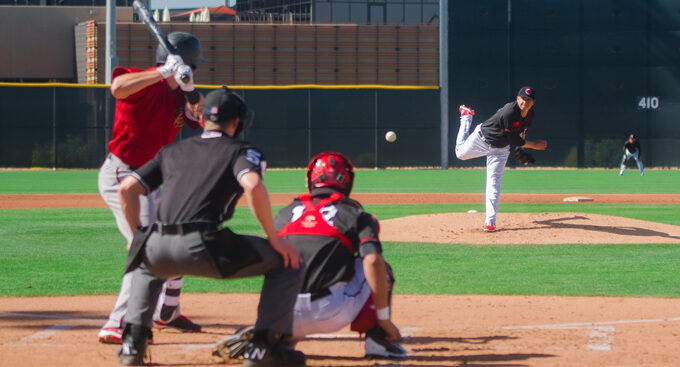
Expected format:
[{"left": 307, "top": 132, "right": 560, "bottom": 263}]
[
  {"left": 202, "top": 86, "right": 254, "bottom": 138},
  {"left": 156, "top": 32, "right": 203, "bottom": 69}
]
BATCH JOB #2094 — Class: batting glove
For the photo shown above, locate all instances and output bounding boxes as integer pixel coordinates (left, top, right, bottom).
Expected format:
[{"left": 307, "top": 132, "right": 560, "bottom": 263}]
[
  {"left": 157, "top": 54, "right": 184, "bottom": 79},
  {"left": 174, "top": 64, "right": 195, "bottom": 92}
]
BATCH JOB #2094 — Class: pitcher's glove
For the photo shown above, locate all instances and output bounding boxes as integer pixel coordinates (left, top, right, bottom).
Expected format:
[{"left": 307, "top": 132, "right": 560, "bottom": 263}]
[
  {"left": 212, "top": 326, "right": 254, "bottom": 361},
  {"left": 514, "top": 148, "right": 535, "bottom": 165}
]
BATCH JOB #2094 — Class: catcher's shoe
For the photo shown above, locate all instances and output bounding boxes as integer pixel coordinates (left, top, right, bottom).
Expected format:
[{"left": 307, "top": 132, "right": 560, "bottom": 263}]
[
  {"left": 459, "top": 105, "right": 475, "bottom": 116},
  {"left": 118, "top": 325, "right": 151, "bottom": 366},
  {"left": 99, "top": 327, "right": 123, "bottom": 344},
  {"left": 154, "top": 315, "right": 201, "bottom": 333},
  {"left": 213, "top": 325, "right": 254, "bottom": 361},
  {"left": 365, "top": 327, "right": 407, "bottom": 359},
  {"left": 483, "top": 223, "right": 496, "bottom": 232},
  {"left": 243, "top": 331, "right": 306, "bottom": 367}
]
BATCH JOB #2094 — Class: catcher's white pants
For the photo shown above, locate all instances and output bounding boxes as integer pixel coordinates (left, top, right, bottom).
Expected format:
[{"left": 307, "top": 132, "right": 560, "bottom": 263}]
[
  {"left": 455, "top": 116, "right": 510, "bottom": 226},
  {"left": 620, "top": 150, "right": 644, "bottom": 175},
  {"left": 98, "top": 153, "right": 183, "bottom": 330},
  {"left": 289, "top": 258, "right": 371, "bottom": 341}
]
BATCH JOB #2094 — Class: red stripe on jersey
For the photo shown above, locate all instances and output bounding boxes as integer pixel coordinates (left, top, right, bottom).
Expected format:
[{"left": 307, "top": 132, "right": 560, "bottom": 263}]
[{"left": 278, "top": 192, "right": 354, "bottom": 252}]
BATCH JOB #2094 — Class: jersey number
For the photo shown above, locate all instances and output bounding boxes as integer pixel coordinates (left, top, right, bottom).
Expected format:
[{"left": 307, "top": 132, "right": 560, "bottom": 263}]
[{"left": 291, "top": 204, "right": 338, "bottom": 226}]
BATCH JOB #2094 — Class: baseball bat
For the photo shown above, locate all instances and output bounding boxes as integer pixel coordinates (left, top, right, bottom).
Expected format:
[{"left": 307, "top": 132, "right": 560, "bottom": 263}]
[{"left": 132, "top": 0, "right": 200, "bottom": 104}]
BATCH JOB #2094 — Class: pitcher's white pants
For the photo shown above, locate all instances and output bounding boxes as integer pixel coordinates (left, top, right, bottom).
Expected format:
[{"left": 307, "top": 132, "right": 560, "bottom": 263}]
[
  {"left": 289, "top": 258, "right": 371, "bottom": 342},
  {"left": 455, "top": 116, "right": 510, "bottom": 226},
  {"left": 98, "top": 153, "right": 183, "bottom": 330}
]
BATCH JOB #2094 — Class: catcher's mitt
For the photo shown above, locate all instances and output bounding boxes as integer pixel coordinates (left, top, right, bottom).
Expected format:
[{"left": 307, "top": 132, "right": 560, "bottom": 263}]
[
  {"left": 213, "top": 326, "right": 254, "bottom": 361},
  {"left": 514, "top": 148, "right": 535, "bottom": 165}
]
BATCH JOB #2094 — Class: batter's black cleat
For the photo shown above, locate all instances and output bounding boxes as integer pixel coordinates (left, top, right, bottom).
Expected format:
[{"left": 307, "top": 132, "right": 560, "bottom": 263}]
[
  {"left": 243, "top": 330, "right": 306, "bottom": 367},
  {"left": 212, "top": 325, "right": 254, "bottom": 360},
  {"left": 364, "top": 327, "right": 407, "bottom": 359},
  {"left": 117, "top": 324, "right": 152, "bottom": 366},
  {"left": 154, "top": 315, "right": 201, "bottom": 332}
]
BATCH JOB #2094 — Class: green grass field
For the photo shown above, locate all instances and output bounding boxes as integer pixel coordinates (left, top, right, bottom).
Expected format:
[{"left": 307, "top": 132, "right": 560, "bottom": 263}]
[
  {"left": 1, "top": 168, "right": 678, "bottom": 193},
  {"left": 1, "top": 169, "right": 678, "bottom": 298}
]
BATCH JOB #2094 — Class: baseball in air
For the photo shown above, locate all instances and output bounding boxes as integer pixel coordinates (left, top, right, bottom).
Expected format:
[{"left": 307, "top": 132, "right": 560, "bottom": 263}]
[{"left": 385, "top": 131, "right": 397, "bottom": 143}]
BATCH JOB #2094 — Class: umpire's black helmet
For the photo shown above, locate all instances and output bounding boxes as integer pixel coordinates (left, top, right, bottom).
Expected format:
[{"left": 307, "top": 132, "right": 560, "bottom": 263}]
[
  {"left": 202, "top": 86, "right": 254, "bottom": 138},
  {"left": 156, "top": 32, "right": 203, "bottom": 69}
]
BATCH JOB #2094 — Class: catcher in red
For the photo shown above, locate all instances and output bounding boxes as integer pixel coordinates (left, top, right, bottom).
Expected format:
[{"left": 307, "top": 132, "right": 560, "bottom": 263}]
[{"left": 214, "top": 152, "right": 407, "bottom": 361}]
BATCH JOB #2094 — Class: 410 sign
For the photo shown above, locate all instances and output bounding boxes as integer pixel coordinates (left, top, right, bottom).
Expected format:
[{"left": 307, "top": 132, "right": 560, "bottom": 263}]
[{"left": 637, "top": 96, "right": 659, "bottom": 110}]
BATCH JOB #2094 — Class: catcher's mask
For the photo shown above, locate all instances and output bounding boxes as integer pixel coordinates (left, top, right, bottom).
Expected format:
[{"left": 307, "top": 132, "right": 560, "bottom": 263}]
[
  {"left": 201, "top": 86, "right": 254, "bottom": 138},
  {"left": 306, "top": 152, "right": 355, "bottom": 195}
]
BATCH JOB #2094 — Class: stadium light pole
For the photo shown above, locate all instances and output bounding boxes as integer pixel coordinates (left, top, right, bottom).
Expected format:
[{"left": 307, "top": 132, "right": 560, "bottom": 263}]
[
  {"left": 105, "top": 0, "right": 118, "bottom": 84},
  {"left": 439, "top": 0, "right": 449, "bottom": 169}
]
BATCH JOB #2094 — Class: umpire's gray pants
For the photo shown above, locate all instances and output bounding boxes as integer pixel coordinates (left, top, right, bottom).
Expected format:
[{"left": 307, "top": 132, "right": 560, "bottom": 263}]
[
  {"left": 125, "top": 230, "right": 303, "bottom": 335},
  {"left": 98, "top": 153, "right": 184, "bottom": 329}
]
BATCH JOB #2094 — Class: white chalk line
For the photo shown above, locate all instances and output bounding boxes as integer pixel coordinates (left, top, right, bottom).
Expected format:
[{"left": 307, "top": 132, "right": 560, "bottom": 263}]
[
  {"left": 5, "top": 324, "right": 78, "bottom": 346},
  {"left": 1, "top": 311, "right": 103, "bottom": 347},
  {"left": 587, "top": 327, "right": 615, "bottom": 351},
  {"left": 501, "top": 317, "right": 680, "bottom": 330},
  {"left": 5, "top": 311, "right": 680, "bottom": 353},
  {"left": 501, "top": 317, "right": 680, "bottom": 352}
]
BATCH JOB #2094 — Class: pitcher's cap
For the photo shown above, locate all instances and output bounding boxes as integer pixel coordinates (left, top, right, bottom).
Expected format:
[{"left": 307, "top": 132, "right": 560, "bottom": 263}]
[{"left": 518, "top": 86, "right": 535, "bottom": 100}]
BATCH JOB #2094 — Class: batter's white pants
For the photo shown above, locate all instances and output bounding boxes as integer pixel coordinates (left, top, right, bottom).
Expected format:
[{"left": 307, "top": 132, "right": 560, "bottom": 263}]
[
  {"left": 289, "top": 258, "right": 371, "bottom": 342},
  {"left": 620, "top": 150, "right": 644, "bottom": 175},
  {"left": 455, "top": 116, "right": 511, "bottom": 226},
  {"left": 98, "top": 153, "right": 184, "bottom": 330}
]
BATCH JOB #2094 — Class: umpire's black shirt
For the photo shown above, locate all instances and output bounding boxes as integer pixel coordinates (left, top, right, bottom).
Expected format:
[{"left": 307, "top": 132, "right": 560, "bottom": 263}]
[
  {"left": 480, "top": 101, "right": 534, "bottom": 148},
  {"left": 132, "top": 130, "right": 265, "bottom": 224}
]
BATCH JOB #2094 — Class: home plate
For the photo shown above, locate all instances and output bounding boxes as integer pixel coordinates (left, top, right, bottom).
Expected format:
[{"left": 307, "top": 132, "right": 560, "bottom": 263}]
[{"left": 563, "top": 196, "right": 594, "bottom": 202}]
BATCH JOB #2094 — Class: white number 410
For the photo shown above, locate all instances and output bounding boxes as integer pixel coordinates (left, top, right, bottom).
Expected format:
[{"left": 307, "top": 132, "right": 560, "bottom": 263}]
[{"left": 638, "top": 96, "right": 659, "bottom": 110}]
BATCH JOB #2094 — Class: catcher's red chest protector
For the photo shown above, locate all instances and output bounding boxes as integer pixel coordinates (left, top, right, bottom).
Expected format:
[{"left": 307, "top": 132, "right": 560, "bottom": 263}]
[{"left": 277, "top": 192, "right": 353, "bottom": 252}]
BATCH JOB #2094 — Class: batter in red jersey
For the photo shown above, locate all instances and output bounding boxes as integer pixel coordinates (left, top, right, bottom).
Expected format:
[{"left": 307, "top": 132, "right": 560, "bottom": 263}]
[{"left": 97, "top": 32, "right": 203, "bottom": 343}]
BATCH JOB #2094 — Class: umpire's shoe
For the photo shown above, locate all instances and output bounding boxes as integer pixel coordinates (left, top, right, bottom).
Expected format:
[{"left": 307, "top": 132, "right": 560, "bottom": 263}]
[
  {"left": 365, "top": 327, "right": 408, "bottom": 359},
  {"left": 117, "top": 324, "right": 152, "bottom": 366},
  {"left": 243, "top": 330, "right": 306, "bottom": 367}
]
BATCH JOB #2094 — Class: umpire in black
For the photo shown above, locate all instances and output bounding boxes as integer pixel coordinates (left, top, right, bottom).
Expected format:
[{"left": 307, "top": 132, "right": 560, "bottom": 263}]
[{"left": 116, "top": 86, "right": 306, "bottom": 367}]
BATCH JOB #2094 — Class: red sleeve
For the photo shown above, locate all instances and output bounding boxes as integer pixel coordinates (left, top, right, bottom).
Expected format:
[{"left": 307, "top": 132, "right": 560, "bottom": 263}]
[{"left": 112, "top": 67, "right": 155, "bottom": 104}]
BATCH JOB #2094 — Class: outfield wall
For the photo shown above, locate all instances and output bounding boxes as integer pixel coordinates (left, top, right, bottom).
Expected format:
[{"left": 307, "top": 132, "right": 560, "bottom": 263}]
[
  {"left": 0, "top": 82, "right": 679, "bottom": 169},
  {"left": 447, "top": 0, "right": 680, "bottom": 169},
  {"left": 0, "top": 84, "right": 440, "bottom": 169}
]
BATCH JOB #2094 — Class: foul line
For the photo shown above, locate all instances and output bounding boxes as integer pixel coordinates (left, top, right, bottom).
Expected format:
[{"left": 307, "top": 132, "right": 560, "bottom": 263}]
[
  {"left": 501, "top": 317, "right": 680, "bottom": 352},
  {"left": 501, "top": 317, "right": 680, "bottom": 330},
  {"left": 5, "top": 324, "right": 78, "bottom": 346}
]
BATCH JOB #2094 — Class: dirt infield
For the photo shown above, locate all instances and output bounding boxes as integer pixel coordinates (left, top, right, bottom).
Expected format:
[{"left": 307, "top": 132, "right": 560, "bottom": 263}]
[
  {"left": 2, "top": 294, "right": 680, "bottom": 366},
  {"left": 2, "top": 193, "right": 680, "bottom": 209},
  {"left": 1, "top": 193, "right": 680, "bottom": 366}
]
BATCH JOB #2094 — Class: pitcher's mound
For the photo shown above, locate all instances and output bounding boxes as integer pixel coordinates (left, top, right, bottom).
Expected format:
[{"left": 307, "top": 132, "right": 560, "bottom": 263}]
[{"left": 380, "top": 212, "right": 680, "bottom": 245}]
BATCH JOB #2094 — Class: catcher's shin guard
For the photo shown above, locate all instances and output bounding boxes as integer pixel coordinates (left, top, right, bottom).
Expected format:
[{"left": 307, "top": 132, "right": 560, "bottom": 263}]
[{"left": 213, "top": 325, "right": 255, "bottom": 361}]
